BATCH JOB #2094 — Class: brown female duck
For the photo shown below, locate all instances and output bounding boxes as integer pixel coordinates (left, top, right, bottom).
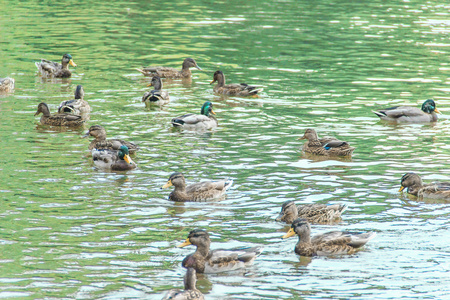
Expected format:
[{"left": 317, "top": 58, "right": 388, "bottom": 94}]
[
  {"left": 210, "top": 70, "right": 263, "bottom": 96},
  {"left": 162, "top": 268, "right": 204, "bottom": 300},
  {"left": 0, "top": 77, "right": 15, "bottom": 92},
  {"left": 177, "top": 229, "right": 263, "bottom": 273},
  {"left": 35, "top": 54, "right": 77, "bottom": 78},
  {"left": 91, "top": 145, "right": 137, "bottom": 171},
  {"left": 136, "top": 58, "right": 202, "bottom": 78},
  {"left": 282, "top": 218, "right": 376, "bottom": 256},
  {"left": 142, "top": 76, "right": 170, "bottom": 107},
  {"left": 34, "top": 102, "right": 84, "bottom": 127},
  {"left": 58, "top": 85, "right": 91, "bottom": 118},
  {"left": 83, "top": 125, "right": 138, "bottom": 154},
  {"left": 399, "top": 172, "right": 450, "bottom": 200},
  {"left": 162, "top": 172, "right": 233, "bottom": 202},
  {"left": 171, "top": 101, "right": 218, "bottom": 131},
  {"left": 276, "top": 200, "right": 347, "bottom": 224},
  {"left": 373, "top": 99, "right": 440, "bottom": 123},
  {"left": 300, "top": 128, "right": 355, "bottom": 157}
]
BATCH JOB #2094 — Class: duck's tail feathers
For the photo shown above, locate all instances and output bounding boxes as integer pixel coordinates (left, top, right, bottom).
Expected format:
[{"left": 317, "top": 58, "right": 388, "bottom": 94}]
[
  {"left": 250, "top": 88, "right": 264, "bottom": 95},
  {"left": 339, "top": 204, "right": 348, "bottom": 213},
  {"left": 135, "top": 68, "right": 146, "bottom": 75},
  {"left": 171, "top": 118, "right": 185, "bottom": 127},
  {"left": 372, "top": 110, "right": 385, "bottom": 118},
  {"left": 224, "top": 179, "right": 233, "bottom": 191},
  {"left": 35, "top": 62, "right": 41, "bottom": 70}
]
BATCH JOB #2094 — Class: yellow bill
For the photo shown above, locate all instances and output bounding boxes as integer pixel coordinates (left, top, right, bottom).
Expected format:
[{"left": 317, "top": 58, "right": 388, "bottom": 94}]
[
  {"left": 69, "top": 59, "right": 77, "bottom": 67},
  {"left": 210, "top": 109, "right": 216, "bottom": 115},
  {"left": 124, "top": 154, "right": 133, "bottom": 165},
  {"left": 398, "top": 186, "right": 405, "bottom": 192},
  {"left": 435, "top": 108, "right": 442, "bottom": 114},
  {"left": 210, "top": 79, "right": 216, "bottom": 85},
  {"left": 177, "top": 238, "right": 191, "bottom": 248},
  {"left": 282, "top": 228, "right": 296, "bottom": 239},
  {"left": 162, "top": 180, "right": 173, "bottom": 189}
]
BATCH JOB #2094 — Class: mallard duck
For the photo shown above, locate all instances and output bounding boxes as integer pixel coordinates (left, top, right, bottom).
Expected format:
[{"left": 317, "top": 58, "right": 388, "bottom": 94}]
[
  {"left": 0, "top": 77, "right": 15, "bottom": 92},
  {"left": 373, "top": 99, "right": 440, "bottom": 123},
  {"left": 58, "top": 85, "right": 91, "bottom": 118},
  {"left": 399, "top": 172, "right": 450, "bottom": 200},
  {"left": 136, "top": 58, "right": 202, "bottom": 78},
  {"left": 162, "top": 268, "right": 204, "bottom": 300},
  {"left": 171, "top": 101, "right": 218, "bottom": 131},
  {"left": 210, "top": 70, "right": 263, "bottom": 96},
  {"left": 82, "top": 125, "right": 138, "bottom": 154},
  {"left": 91, "top": 145, "right": 136, "bottom": 171},
  {"left": 276, "top": 200, "right": 347, "bottom": 224},
  {"left": 177, "top": 229, "right": 263, "bottom": 273},
  {"left": 299, "top": 128, "right": 355, "bottom": 157},
  {"left": 142, "top": 76, "right": 170, "bottom": 107},
  {"left": 35, "top": 54, "right": 77, "bottom": 78},
  {"left": 282, "top": 218, "right": 376, "bottom": 256},
  {"left": 34, "top": 102, "right": 84, "bottom": 127},
  {"left": 161, "top": 172, "right": 233, "bottom": 202}
]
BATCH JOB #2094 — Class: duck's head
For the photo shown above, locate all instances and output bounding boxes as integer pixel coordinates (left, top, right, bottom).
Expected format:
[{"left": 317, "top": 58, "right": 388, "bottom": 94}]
[
  {"left": 177, "top": 229, "right": 210, "bottom": 248},
  {"left": 299, "top": 128, "right": 319, "bottom": 141},
  {"left": 399, "top": 172, "right": 423, "bottom": 192},
  {"left": 34, "top": 102, "right": 50, "bottom": 117},
  {"left": 74, "top": 85, "right": 84, "bottom": 99},
  {"left": 162, "top": 172, "right": 186, "bottom": 189},
  {"left": 421, "top": 99, "right": 440, "bottom": 114},
  {"left": 82, "top": 125, "right": 106, "bottom": 139},
  {"left": 62, "top": 54, "right": 77, "bottom": 67},
  {"left": 200, "top": 101, "right": 215, "bottom": 116},
  {"left": 210, "top": 70, "right": 224, "bottom": 85},
  {"left": 276, "top": 200, "right": 298, "bottom": 223},
  {"left": 118, "top": 145, "right": 133, "bottom": 164},
  {"left": 282, "top": 218, "right": 310, "bottom": 239},
  {"left": 183, "top": 58, "right": 202, "bottom": 70},
  {"left": 147, "top": 75, "right": 163, "bottom": 89}
]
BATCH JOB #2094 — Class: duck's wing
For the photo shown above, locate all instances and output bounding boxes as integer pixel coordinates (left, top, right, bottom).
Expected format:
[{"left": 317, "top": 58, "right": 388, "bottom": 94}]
[
  {"left": 172, "top": 114, "right": 210, "bottom": 126},
  {"left": 204, "top": 246, "right": 263, "bottom": 272},
  {"left": 37, "top": 59, "right": 61, "bottom": 72},
  {"left": 373, "top": 106, "right": 423, "bottom": 119}
]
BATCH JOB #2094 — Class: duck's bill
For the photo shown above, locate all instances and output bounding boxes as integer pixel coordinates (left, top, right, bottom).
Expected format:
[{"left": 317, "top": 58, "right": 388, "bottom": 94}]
[
  {"left": 398, "top": 186, "right": 405, "bottom": 192},
  {"left": 435, "top": 108, "right": 442, "bottom": 114},
  {"left": 195, "top": 65, "right": 202, "bottom": 70},
  {"left": 34, "top": 111, "right": 40, "bottom": 116},
  {"left": 177, "top": 238, "right": 191, "bottom": 248},
  {"left": 275, "top": 212, "right": 284, "bottom": 222},
  {"left": 162, "top": 180, "right": 173, "bottom": 189},
  {"left": 81, "top": 131, "right": 90, "bottom": 138},
  {"left": 282, "top": 228, "right": 296, "bottom": 239},
  {"left": 209, "top": 80, "right": 216, "bottom": 85},
  {"left": 124, "top": 154, "right": 134, "bottom": 165},
  {"left": 69, "top": 59, "right": 77, "bottom": 67},
  {"left": 210, "top": 109, "right": 216, "bottom": 115},
  {"left": 147, "top": 82, "right": 153, "bottom": 87}
]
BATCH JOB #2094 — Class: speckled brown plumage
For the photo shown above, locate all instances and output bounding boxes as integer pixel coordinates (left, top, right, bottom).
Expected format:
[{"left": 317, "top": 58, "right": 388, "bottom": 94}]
[
  {"left": 300, "top": 128, "right": 355, "bottom": 157},
  {"left": 162, "top": 268, "right": 204, "bottom": 300},
  {"left": 399, "top": 172, "right": 450, "bottom": 200},
  {"left": 91, "top": 145, "right": 137, "bottom": 171},
  {"left": 83, "top": 125, "right": 138, "bottom": 154},
  {"left": 282, "top": 218, "right": 376, "bottom": 256},
  {"left": 136, "top": 58, "right": 201, "bottom": 78},
  {"left": 142, "top": 76, "right": 170, "bottom": 107},
  {"left": 58, "top": 85, "right": 90, "bottom": 119},
  {"left": 162, "top": 172, "right": 232, "bottom": 202},
  {"left": 0, "top": 77, "right": 15, "bottom": 92},
  {"left": 276, "top": 200, "right": 347, "bottom": 224},
  {"left": 177, "top": 229, "right": 263, "bottom": 274},
  {"left": 34, "top": 102, "right": 84, "bottom": 127},
  {"left": 210, "top": 70, "right": 263, "bottom": 96},
  {"left": 35, "top": 54, "right": 77, "bottom": 78}
]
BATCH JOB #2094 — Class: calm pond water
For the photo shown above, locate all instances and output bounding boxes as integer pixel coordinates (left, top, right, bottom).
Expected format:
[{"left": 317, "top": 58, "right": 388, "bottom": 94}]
[{"left": 1, "top": 0, "right": 449, "bottom": 299}]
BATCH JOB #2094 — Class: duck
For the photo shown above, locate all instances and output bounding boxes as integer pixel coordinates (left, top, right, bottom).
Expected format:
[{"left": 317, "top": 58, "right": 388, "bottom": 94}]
[
  {"left": 161, "top": 172, "right": 233, "bottom": 202},
  {"left": 177, "top": 229, "right": 263, "bottom": 273},
  {"left": 372, "top": 99, "right": 440, "bottom": 123},
  {"left": 299, "top": 128, "right": 355, "bottom": 157},
  {"left": 91, "top": 145, "right": 137, "bottom": 171},
  {"left": 58, "top": 85, "right": 91, "bottom": 118},
  {"left": 171, "top": 101, "right": 218, "bottom": 131},
  {"left": 142, "top": 76, "right": 170, "bottom": 107},
  {"left": 82, "top": 125, "right": 138, "bottom": 154},
  {"left": 136, "top": 58, "right": 202, "bottom": 78},
  {"left": 34, "top": 102, "right": 84, "bottom": 127},
  {"left": 399, "top": 172, "right": 450, "bottom": 200},
  {"left": 276, "top": 200, "right": 348, "bottom": 224},
  {"left": 0, "top": 77, "right": 15, "bottom": 92},
  {"left": 210, "top": 70, "right": 263, "bottom": 96},
  {"left": 35, "top": 54, "right": 77, "bottom": 78},
  {"left": 282, "top": 218, "right": 377, "bottom": 256},
  {"left": 161, "top": 268, "right": 204, "bottom": 300}
]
